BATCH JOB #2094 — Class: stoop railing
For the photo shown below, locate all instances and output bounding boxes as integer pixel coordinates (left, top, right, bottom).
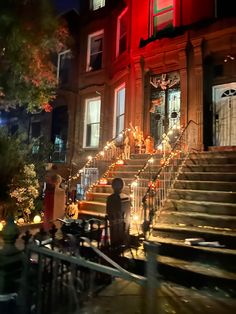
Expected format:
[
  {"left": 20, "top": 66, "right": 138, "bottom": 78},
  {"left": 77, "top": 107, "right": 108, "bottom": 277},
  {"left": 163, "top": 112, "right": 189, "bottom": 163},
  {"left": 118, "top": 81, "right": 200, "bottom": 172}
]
[
  {"left": 19, "top": 240, "right": 159, "bottom": 314},
  {"left": 68, "top": 127, "right": 147, "bottom": 200},
  {"left": 130, "top": 120, "right": 199, "bottom": 237}
]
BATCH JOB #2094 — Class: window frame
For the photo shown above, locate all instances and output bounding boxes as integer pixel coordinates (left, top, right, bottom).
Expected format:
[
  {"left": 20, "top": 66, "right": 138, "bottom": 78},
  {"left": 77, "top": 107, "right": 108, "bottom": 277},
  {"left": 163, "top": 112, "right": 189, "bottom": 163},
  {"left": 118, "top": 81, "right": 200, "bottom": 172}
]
[
  {"left": 116, "top": 8, "right": 128, "bottom": 57},
  {"left": 113, "top": 84, "right": 126, "bottom": 137},
  {"left": 86, "top": 30, "right": 104, "bottom": 72},
  {"left": 91, "top": 0, "right": 106, "bottom": 11},
  {"left": 150, "top": 0, "right": 174, "bottom": 36},
  {"left": 83, "top": 97, "right": 101, "bottom": 148},
  {"left": 57, "top": 49, "right": 72, "bottom": 84}
]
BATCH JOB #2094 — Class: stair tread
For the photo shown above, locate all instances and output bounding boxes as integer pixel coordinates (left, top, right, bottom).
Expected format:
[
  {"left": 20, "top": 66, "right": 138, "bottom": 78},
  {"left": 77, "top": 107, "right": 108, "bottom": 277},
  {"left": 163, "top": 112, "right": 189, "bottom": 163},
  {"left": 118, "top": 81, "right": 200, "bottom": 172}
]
[
  {"left": 79, "top": 200, "right": 106, "bottom": 206},
  {"left": 158, "top": 256, "right": 236, "bottom": 280},
  {"left": 177, "top": 179, "right": 236, "bottom": 184},
  {"left": 168, "top": 199, "right": 236, "bottom": 207},
  {"left": 180, "top": 171, "right": 236, "bottom": 174},
  {"left": 161, "top": 211, "right": 236, "bottom": 220},
  {"left": 78, "top": 209, "right": 106, "bottom": 217},
  {"left": 153, "top": 223, "right": 236, "bottom": 236},
  {"left": 171, "top": 188, "right": 236, "bottom": 195},
  {"left": 149, "top": 236, "right": 236, "bottom": 255}
]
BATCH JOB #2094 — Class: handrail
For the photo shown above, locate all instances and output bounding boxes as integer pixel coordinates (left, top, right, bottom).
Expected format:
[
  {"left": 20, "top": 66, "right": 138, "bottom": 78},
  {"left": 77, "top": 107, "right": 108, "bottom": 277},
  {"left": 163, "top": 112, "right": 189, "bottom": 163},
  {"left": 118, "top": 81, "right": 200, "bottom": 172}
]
[
  {"left": 138, "top": 120, "right": 199, "bottom": 237},
  {"left": 143, "top": 120, "right": 198, "bottom": 202}
]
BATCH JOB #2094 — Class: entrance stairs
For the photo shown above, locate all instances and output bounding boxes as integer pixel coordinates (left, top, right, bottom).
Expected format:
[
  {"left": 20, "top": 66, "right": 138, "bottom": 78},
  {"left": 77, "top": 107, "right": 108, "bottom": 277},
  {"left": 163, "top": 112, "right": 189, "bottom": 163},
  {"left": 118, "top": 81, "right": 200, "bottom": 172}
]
[
  {"left": 149, "top": 150, "right": 236, "bottom": 294},
  {"left": 78, "top": 153, "right": 156, "bottom": 218},
  {"left": 78, "top": 150, "right": 236, "bottom": 294}
]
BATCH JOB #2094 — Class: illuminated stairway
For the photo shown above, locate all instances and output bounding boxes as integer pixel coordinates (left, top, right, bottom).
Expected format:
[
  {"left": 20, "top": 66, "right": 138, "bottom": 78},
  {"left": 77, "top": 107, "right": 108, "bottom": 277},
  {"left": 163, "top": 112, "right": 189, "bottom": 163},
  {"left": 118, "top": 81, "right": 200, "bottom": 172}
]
[{"left": 78, "top": 153, "right": 159, "bottom": 218}]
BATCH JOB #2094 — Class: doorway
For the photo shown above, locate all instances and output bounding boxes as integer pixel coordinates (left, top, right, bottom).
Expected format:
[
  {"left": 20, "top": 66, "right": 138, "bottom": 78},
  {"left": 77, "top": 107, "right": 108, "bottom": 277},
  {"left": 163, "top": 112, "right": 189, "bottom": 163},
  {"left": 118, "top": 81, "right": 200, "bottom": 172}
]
[
  {"left": 212, "top": 83, "right": 236, "bottom": 146},
  {"left": 149, "top": 72, "right": 180, "bottom": 146}
]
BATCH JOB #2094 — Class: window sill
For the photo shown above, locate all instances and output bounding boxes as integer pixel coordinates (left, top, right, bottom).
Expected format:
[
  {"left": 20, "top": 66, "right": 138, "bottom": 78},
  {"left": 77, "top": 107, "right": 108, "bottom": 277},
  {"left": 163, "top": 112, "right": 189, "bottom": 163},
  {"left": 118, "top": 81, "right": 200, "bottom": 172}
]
[{"left": 83, "top": 68, "right": 105, "bottom": 77}]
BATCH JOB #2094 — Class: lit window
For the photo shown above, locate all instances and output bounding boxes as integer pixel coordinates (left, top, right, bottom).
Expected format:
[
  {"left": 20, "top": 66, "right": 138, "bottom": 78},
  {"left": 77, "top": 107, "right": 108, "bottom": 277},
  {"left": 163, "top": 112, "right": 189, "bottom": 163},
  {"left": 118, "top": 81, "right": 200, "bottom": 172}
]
[
  {"left": 151, "top": 0, "right": 174, "bottom": 35},
  {"left": 114, "top": 85, "right": 125, "bottom": 136},
  {"left": 84, "top": 98, "right": 101, "bottom": 148},
  {"left": 91, "top": 0, "right": 106, "bottom": 11},
  {"left": 87, "top": 30, "right": 103, "bottom": 72},
  {"left": 116, "top": 8, "right": 128, "bottom": 57},
  {"left": 57, "top": 50, "right": 72, "bottom": 85}
]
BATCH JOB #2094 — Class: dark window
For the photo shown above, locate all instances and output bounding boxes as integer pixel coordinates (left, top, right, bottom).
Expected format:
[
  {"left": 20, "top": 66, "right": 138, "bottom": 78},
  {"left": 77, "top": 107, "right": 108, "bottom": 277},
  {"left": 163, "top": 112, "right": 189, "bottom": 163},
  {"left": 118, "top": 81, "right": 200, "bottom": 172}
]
[
  {"left": 87, "top": 32, "right": 103, "bottom": 72},
  {"left": 57, "top": 50, "right": 72, "bottom": 86},
  {"left": 31, "top": 122, "right": 41, "bottom": 138}
]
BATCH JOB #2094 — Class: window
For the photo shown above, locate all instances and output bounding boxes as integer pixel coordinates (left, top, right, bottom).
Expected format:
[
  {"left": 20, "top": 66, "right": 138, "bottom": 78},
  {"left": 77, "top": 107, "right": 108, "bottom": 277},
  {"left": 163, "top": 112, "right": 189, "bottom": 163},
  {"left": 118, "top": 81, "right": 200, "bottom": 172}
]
[
  {"left": 87, "top": 31, "right": 103, "bottom": 72},
  {"left": 114, "top": 85, "right": 126, "bottom": 136},
  {"left": 31, "top": 122, "right": 41, "bottom": 138},
  {"left": 151, "top": 0, "right": 174, "bottom": 35},
  {"left": 116, "top": 8, "right": 128, "bottom": 57},
  {"left": 57, "top": 50, "right": 72, "bottom": 85},
  {"left": 84, "top": 98, "right": 101, "bottom": 148},
  {"left": 91, "top": 0, "right": 105, "bottom": 11}
]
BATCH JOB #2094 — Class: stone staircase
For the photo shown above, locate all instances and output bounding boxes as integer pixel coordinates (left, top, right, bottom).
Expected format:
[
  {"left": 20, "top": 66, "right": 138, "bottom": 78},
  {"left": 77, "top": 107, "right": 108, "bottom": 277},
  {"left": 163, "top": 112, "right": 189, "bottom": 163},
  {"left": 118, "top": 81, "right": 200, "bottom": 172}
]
[
  {"left": 151, "top": 150, "right": 236, "bottom": 293},
  {"left": 78, "top": 150, "right": 236, "bottom": 294}
]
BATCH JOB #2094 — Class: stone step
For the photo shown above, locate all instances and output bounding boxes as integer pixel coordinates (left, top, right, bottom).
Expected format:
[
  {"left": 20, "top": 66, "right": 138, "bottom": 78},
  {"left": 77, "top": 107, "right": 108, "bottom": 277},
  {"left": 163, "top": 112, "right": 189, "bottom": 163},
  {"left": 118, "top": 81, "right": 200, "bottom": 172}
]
[
  {"left": 151, "top": 236, "right": 236, "bottom": 273},
  {"left": 189, "top": 151, "right": 236, "bottom": 158},
  {"left": 178, "top": 172, "right": 236, "bottom": 182},
  {"left": 86, "top": 192, "right": 109, "bottom": 203},
  {"left": 124, "top": 246, "right": 236, "bottom": 293},
  {"left": 168, "top": 189, "right": 236, "bottom": 203},
  {"left": 109, "top": 171, "right": 155, "bottom": 179},
  {"left": 174, "top": 180, "right": 236, "bottom": 192},
  {"left": 78, "top": 201, "right": 106, "bottom": 216},
  {"left": 163, "top": 199, "right": 236, "bottom": 215},
  {"left": 92, "top": 185, "right": 130, "bottom": 194},
  {"left": 159, "top": 210, "right": 236, "bottom": 229},
  {"left": 186, "top": 156, "right": 236, "bottom": 165},
  {"left": 152, "top": 223, "right": 236, "bottom": 249},
  {"left": 182, "top": 164, "right": 236, "bottom": 172},
  {"left": 157, "top": 255, "right": 236, "bottom": 292}
]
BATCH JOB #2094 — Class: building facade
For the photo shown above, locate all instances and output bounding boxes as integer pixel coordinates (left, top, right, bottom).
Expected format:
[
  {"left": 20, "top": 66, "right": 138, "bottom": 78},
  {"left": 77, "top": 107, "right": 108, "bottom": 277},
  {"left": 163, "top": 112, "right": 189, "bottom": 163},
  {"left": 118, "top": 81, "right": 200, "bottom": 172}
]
[{"left": 2, "top": 0, "right": 235, "bottom": 176}]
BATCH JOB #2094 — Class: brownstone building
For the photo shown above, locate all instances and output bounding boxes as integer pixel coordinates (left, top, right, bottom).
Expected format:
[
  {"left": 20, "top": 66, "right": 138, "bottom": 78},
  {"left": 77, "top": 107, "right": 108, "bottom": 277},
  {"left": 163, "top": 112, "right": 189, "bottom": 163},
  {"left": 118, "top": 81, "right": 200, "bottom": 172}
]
[{"left": 64, "top": 0, "right": 236, "bottom": 170}]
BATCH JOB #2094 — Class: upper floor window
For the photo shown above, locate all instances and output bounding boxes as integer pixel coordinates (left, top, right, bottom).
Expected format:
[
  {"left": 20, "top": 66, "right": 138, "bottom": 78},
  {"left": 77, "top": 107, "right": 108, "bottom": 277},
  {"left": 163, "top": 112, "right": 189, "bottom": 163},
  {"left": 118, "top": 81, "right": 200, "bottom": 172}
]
[
  {"left": 57, "top": 50, "right": 72, "bottom": 85},
  {"left": 116, "top": 8, "right": 128, "bottom": 57},
  {"left": 91, "top": 0, "right": 105, "bottom": 11},
  {"left": 151, "top": 0, "right": 174, "bottom": 35},
  {"left": 87, "top": 30, "right": 103, "bottom": 72},
  {"left": 114, "top": 84, "right": 126, "bottom": 137},
  {"left": 84, "top": 97, "right": 101, "bottom": 148}
]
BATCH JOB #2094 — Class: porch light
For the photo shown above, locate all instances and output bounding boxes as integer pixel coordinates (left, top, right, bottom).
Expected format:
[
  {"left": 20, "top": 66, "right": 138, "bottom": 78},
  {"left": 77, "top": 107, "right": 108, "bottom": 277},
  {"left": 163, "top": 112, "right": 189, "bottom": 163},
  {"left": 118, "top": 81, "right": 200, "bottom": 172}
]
[{"left": 33, "top": 215, "right": 41, "bottom": 224}]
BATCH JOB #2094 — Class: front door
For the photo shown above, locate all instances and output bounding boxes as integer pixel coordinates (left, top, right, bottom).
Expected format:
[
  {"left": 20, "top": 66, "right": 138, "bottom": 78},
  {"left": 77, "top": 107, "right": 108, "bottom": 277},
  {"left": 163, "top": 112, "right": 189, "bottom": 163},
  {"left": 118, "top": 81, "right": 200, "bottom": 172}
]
[
  {"left": 213, "top": 83, "right": 236, "bottom": 146},
  {"left": 149, "top": 72, "right": 180, "bottom": 147}
]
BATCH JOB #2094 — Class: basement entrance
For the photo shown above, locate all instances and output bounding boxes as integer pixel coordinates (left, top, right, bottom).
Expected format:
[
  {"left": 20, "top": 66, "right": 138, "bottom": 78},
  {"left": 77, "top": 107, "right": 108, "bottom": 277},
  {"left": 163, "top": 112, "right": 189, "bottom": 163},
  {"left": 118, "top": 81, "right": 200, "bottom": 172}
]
[{"left": 213, "top": 83, "right": 236, "bottom": 146}]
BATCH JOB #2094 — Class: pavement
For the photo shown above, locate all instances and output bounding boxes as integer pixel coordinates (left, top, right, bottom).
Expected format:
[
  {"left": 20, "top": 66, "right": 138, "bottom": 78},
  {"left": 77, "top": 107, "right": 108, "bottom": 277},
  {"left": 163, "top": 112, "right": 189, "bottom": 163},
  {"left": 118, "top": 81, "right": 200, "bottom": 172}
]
[{"left": 80, "top": 278, "right": 236, "bottom": 314}]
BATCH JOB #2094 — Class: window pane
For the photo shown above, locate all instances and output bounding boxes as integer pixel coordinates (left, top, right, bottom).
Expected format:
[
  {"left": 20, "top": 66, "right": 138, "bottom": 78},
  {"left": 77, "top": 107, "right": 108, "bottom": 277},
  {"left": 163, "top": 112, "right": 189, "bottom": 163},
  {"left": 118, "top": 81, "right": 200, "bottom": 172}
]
[
  {"left": 154, "top": 9, "right": 173, "bottom": 30},
  {"left": 58, "top": 51, "right": 72, "bottom": 85},
  {"left": 85, "top": 99, "right": 101, "bottom": 147},
  {"left": 155, "top": 0, "right": 173, "bottom": 11},
  {"left": 87, "top": 100, "right": 100, "bottom": 123},
  {"left": 93, "top": 0, "right": 105, "bottom": 10},
  {"left": 89, "top": 34, "right": 103, "bottom": 71},
  {"left": 116, "top": 114, "right": 124, "bottom": 135},
  {"left": 117, "top": 88, "right": 125, "bottom": 115},
  {"left": 90, "top": 52, "right": 102, "bottom": 71},
  {"left": 119, "top": 34, "right": 127, "bottom": 56}
]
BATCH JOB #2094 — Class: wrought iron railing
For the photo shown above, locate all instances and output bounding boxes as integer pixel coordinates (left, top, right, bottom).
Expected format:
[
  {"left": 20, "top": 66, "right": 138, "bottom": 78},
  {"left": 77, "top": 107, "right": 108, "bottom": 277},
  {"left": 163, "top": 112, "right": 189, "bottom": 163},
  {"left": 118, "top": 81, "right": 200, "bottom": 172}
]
[
  {"left": 18, "top": 232, "right": 159, "bottom": 314},
  {"left": 130, "top": 120, "right": 199, "bottom": 237}
]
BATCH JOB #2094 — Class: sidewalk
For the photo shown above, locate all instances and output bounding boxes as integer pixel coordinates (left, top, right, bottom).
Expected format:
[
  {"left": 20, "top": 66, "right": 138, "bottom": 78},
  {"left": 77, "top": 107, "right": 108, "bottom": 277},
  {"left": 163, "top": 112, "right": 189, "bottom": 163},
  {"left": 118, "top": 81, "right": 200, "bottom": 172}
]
[{"left": 80, "top": 278, "right": 236, "bottom": 314}]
